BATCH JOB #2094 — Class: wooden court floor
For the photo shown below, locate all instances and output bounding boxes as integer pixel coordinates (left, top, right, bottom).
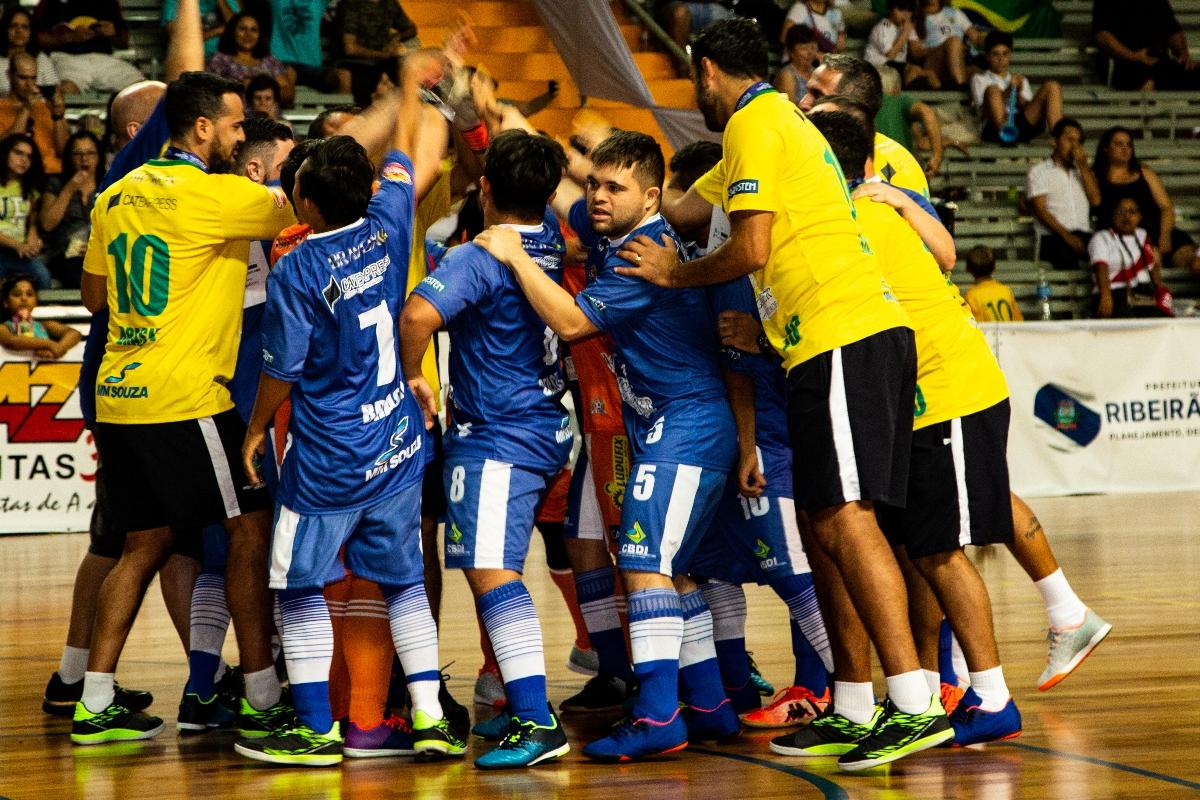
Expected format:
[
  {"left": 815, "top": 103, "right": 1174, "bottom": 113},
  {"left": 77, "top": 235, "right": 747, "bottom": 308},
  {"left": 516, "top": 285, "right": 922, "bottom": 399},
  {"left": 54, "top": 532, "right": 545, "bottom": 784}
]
[{"left": 1, "top": 491, "right": 1198, "bottom": 799}]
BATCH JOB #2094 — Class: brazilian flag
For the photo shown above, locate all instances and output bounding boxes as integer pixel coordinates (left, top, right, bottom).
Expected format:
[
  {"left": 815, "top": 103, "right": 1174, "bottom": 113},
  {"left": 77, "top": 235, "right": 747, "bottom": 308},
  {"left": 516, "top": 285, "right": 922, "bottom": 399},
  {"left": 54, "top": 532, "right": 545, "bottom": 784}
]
[{"left": 871, "top": 0, "right": 1061, "bottom": 37}]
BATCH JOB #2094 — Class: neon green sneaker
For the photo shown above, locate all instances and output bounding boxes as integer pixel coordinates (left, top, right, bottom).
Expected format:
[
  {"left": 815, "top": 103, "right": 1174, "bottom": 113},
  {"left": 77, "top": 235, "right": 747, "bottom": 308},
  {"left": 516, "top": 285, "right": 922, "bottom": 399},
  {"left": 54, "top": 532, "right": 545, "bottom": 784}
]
[
  {"left": 837, "top": 697, "right": 953, "bottom": 771},
  {"left": 71, "top": 701, "right": 164, "bottom": 745},
  {"left": 234, "top": 723, "right": 343, "bottom": 767},
  {"left": 412, "top": 708, "right": 467, "bottom": 756},
  {"left": 768, "top": 704, "right": 882, "bottom": 756},
  {"left": 236, "top": 697, "right": 297, "bottom": 738}
]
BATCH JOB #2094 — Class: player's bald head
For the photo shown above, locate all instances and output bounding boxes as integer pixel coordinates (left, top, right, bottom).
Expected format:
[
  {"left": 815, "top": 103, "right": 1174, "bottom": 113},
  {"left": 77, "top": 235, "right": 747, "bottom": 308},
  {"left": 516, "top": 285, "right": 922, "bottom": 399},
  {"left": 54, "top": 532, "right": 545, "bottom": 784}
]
[{"left": 111, "top": 80, "right": 167, "bottom": 150}]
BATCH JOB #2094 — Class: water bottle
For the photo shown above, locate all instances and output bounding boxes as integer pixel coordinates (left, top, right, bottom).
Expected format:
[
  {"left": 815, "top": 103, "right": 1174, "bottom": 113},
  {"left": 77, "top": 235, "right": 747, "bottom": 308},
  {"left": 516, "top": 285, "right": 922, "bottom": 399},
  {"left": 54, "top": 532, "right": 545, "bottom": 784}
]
[{"left": 1036, "top": 268, "right": 1052, "bottom": 320}]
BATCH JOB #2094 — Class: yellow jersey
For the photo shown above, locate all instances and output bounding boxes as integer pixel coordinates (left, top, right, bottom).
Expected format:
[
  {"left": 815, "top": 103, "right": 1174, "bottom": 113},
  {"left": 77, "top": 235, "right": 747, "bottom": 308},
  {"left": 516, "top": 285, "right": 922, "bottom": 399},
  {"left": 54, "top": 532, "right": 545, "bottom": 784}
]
[
  {"left": 965, "top": 278, "right": 1024, "bottom": 323},
  {"left": 694, "top": 89, "right": 910, "bottom": 371},
  {"left": 84, "top": 158, "right": 296, "bottom": 424},
  {"left": 407, "top": 161, "right": 452, "bottom": 410},
  {"left": 854, "top": 193, "right": 1008, "bottom": 429},
  {"left": 875, "top": 132, "right": 930, "bottom": 198}
]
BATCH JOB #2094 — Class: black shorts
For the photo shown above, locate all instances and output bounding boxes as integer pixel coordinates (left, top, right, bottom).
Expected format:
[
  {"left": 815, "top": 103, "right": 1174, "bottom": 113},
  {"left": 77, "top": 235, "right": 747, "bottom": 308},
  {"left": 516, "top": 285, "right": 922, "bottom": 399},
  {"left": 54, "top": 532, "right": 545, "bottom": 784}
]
[
  {"left": 421, "top": 417, "right": 446, "bottom": 519},
  {"left": 92, "top": 409, "right": 271, "bottom": 534},
  {"left": 87, "top": 466, "right": 204, "bottom": 560},
  {"left": 982, "top": 113, "right": 1043, "bottom": 145},
  {"left": 786, "top": 327, "right": 917, "bottom": 514},
  {"left": 878, "top": 400, "right": 1014, "bottom": 559}
]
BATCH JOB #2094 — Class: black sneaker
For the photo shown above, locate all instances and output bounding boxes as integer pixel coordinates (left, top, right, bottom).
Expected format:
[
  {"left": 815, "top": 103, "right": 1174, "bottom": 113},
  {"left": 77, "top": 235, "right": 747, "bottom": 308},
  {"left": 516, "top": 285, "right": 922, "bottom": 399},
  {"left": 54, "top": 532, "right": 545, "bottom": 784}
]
[
  {"left": 237, "top": 697, "right": 298, "bottom": 738},
  {"left": 559, "top": 675, "right": 627, "bottom": 714},
  {"left": 44, "top": 672, "right": 153, "bottom": 717},
  {"left": 177, "top": 689, "right": 237, "bottom": 733},
  {"left": 72, "top": 701, "right": 164, "bottom": 745},
  {"left": 439, "top": 671, "right": 471, "bottom": 742},
  {"left": 215, "top": 664, "right": 244, "bottom": 704},
  {"left": 836, "top": 697, "right": 953, "bottom": 771},
  {"left": 234, "top": 722, "right": 343, "bottom": 766}
]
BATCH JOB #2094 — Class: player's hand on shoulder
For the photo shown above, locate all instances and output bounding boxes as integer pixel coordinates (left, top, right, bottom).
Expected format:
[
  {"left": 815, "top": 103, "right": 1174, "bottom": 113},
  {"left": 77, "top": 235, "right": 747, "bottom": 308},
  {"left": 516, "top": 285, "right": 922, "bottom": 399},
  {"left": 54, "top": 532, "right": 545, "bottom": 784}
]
[
  {"left": 717, "top": 310, "right": 763, "bottom": 353},
  {"left": 615, "top": 233, "right": 681, "bottom": 287},
  {"left": 474, "top": 225, "right": 525, "bottom": 266},
  {"left": 851, "top": 180, "right": 908, "bottom": 210}
]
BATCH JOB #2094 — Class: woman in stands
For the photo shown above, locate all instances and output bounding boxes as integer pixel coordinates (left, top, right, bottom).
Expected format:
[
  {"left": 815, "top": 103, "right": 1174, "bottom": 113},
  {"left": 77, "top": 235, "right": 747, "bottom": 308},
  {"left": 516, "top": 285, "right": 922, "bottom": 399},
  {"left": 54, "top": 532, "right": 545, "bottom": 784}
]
[
  {"left": 207, "top": 11, "right": 295, "bottom": 106},
  {"left": 39, "top": 130, "right": 102, "bottom": 289},
  {"left": 910, "top": 0, "right": 981, "bottom": 89},
  {"left": 0, "top": 133, "right": 49, "bottom": 289},
  {"left": 1094, "top": 126, "right": 1199, "bottom": 274},
  {"left": 781, "top": 0, "right": 846, "bottom": 54},
  {"left": 0, "top": 8, "right": 58, "bottom": 97}
]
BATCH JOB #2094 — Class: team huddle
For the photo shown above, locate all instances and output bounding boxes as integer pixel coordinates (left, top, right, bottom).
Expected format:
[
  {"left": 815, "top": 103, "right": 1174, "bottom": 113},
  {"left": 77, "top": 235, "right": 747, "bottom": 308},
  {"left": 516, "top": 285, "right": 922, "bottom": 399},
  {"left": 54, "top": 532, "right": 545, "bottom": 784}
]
[{"left": 49, "top": 17, "right": 1112, "bottom": 773}]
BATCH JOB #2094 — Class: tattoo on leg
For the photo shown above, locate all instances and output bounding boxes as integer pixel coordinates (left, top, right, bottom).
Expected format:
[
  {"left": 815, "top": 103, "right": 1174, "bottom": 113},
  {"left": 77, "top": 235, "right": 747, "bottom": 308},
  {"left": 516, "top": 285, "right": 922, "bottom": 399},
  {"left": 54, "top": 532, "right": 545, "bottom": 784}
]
[{"left": 1024, "top": 519, "right": 1043, "bottom": 541}]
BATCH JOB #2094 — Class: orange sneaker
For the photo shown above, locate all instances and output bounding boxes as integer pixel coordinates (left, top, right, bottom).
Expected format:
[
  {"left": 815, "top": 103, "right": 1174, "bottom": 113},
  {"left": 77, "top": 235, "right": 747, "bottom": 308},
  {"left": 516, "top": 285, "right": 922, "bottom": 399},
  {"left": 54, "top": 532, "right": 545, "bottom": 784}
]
[
  {"left": 940, "top": 682, "right": 966, "bottom": 716},
  {"left": 741, "top": 686, "right": 830, "bottom": 729}
]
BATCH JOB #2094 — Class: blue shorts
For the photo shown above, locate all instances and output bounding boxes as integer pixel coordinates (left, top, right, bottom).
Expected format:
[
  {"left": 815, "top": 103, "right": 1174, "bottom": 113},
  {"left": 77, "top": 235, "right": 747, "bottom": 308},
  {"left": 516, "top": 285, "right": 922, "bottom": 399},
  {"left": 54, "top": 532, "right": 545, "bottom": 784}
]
[
  {"left": 690, "top": 483, "right": 811, "bottom": 585},
  {"left": 442, "top": 456, "right": 552, "bottom": 572},
  {"left": 615, "top": 460, "right": 727, "bottom": 577},
  {"left": 268, "top": 480, "right": 423, "bottom": 590}
]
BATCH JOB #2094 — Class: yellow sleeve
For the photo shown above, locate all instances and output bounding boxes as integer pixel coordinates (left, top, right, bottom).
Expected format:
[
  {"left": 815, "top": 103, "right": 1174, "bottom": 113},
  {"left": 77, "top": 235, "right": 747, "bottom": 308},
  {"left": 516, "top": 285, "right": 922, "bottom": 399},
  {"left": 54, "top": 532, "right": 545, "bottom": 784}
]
[
  {"left": 692, "top": 160, "right": 726, "bottom": 207},
  {"left": 82, "top": 199, "right": 109, "bottom": 277},
  {"left": 210, "top": 175, "right": 297, "bottom": 240},
  {"left": 721, "top": 115, "right": 786, "bottom": 215}
]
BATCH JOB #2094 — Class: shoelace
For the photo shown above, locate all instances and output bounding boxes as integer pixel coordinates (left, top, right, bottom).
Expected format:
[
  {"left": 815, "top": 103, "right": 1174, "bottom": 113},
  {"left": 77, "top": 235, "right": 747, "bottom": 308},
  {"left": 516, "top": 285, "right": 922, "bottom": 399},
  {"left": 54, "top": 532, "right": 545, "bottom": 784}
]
[
  {"left": 88, "top": 703, "right": 130, "bottom": 724},
  {"left": 383, "top": 715, "right": 413, "bottom": 734},
  {"left": 499, "top": 720, "right": 540, "bottom": 748}
]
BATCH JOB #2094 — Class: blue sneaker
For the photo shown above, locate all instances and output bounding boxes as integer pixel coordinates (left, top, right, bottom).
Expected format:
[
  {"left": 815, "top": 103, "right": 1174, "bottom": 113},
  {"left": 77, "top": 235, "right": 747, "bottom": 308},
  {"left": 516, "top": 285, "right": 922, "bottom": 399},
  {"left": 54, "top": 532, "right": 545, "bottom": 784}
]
[
  {"left": 474, "top": 707, "right": 569, "bottom": 769},
  {"left": 747, "top": 652, "right": 774, "bottom": 696},
  {"left": 176, "top": 690, "right": 236, "bottom": 733},
  {"left": 683, "top": 699, "right": 741, "bottom": 742},
  {"left": 472, "top": 706, "right": 516, "bottom": 740},
  {"left": 949, "top": 688, "right": 1022, "bottom": 747},
  {"left": 583, "top": 708, "right": 688, "bottom": 762}
]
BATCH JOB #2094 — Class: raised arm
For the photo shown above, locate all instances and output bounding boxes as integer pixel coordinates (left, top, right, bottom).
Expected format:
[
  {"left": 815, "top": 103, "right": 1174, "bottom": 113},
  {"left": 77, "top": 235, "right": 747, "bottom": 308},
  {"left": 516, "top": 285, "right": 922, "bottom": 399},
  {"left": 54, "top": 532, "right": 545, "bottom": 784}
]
[{"left": 166, "top": 0, "right": 205, "bottom": 80}]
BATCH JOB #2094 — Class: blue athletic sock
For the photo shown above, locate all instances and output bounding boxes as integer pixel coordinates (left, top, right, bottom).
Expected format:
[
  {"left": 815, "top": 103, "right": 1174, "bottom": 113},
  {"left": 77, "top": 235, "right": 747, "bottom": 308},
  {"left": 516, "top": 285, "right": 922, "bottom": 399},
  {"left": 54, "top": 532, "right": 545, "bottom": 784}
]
[
  {"left": 789, "top": 619, "right": 828, "bottom": 695},
  {"left": 184, "top": 568, "right": 228, "bottom": 698},
  {"left": 700, "top": 580, "right": 752, "bottom": 691},
  {"left": 628, "top": 587, "right": 683, "bottom": 722},
  {"left": 938, "top": 619, "right": 958, "bottom": 686},
  {"left": 771, "top": 573, "right": 833, "bottom": 692},
  {"left": 575, "top": 567, "right": 632, "bottom": 683},
  {"left": 379, "top": 581, "right": 443, "bottom": 719},
  {"left": 478, "top": 580, "right": 550, "bottom": 726},
  {"left": 678, "top": 590, "right": 729, "bottom": 711},
  {"left": 277, "top": 588, "right": 334, "bottom": 733}
]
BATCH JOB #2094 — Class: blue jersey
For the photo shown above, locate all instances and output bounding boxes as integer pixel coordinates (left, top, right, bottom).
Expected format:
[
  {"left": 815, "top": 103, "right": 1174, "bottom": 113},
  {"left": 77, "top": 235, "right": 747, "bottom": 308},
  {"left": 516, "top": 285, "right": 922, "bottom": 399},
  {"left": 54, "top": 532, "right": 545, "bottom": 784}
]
[
  {"left": 569, "top": 200, "right": 735, "bottom": 470},
  {"left": 262, "top": 150, "right": 425, "bottom": 513},
  {"left": 412, "top": 208, "right": 572, "bottom": 472},
  {"left": 707, "top": 277, "right": 792, "bottom": 488}
]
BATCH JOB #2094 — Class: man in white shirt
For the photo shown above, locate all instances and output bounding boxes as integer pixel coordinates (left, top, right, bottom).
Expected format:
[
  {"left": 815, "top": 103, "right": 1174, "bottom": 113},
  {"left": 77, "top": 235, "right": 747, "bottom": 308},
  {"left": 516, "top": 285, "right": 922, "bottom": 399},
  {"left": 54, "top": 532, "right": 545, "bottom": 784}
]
[{"left": 1026, "top": 118, "right": 1101, "bottom": 269}]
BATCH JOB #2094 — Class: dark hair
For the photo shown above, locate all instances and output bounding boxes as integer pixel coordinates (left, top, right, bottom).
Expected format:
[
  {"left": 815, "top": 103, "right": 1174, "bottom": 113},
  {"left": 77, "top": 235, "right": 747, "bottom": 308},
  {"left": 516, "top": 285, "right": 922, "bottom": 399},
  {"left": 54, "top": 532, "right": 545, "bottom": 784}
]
[
  {"left": 1093, "top": 126, "right": 1140, "bottom": 178},
  {"left": 245, "top": 73, "right": 282, "bottom": 110},
  {"left": 669, "top": 140, "right": 722, "bottom": 192},
  {"left": 60, "top": 130, "right": 104, "bottom": 184},
  {"left": 0, "top": 133, "right": 43, "bottom": 198},
  {"left": 984, "top": 30, "right": 1013, "bottom": 53},
  {"left": 164, "top": 71, "right": 245, "bottom": 140},
  {"left": 235, "top": 114, "right": 293, "bottom": 173},
  {"left": 295, "top": 135, "right": 374, "bottom": 228},
  {"left": 965, "top": 245, "right": 996, "bottom": 278},
  {"left": 820, "top": 54, "right": 883, "bottom": 117},
  {"left": 887, "top": 0, "right": 916, "bottom": 11},
  {"left": 279, "top": 137, "right": 319, "bottom": 207},
  {"left": 591, "top": 130, "right": 665, "bottom": 191},
  {"left": 482, "top": 130, "right": 566, "bottom": 221},
  {"left": 217, "top": 11, "right": 270, "bottom": 59},
  {"left": 784, "top": 24, "right": 817, "bottom": 50},
  {"left": 810, "top": 93, "right": 876, "bottom": 141},
  {"left": 306, "top": 104, "right": 360, "bottom": 141},
  {"left": 453, "top": 187, "right": 484, "bottom": 242},
  {"left": 2, "top": 272, "right": 37, "bottom": 305},
  {"left": 0, "top": 7, "right": 38, "bottom": 58},
  {"left": 689, "top": 17, "right": 769, "bottom": 81},
  {"left": 808, "top": 110, "right": 871, "bottom": 181},
  {"left": 1050, "top": 117, "right": 1083, "bottom": 140}
]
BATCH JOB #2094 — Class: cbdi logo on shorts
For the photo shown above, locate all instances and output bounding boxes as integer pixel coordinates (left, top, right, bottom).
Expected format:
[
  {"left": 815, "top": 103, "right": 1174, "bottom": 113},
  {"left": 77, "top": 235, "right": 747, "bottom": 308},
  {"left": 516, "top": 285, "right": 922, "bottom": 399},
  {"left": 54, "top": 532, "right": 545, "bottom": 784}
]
[{"left": 1033, "top": 384, "right": 1101, "bottom": 447}]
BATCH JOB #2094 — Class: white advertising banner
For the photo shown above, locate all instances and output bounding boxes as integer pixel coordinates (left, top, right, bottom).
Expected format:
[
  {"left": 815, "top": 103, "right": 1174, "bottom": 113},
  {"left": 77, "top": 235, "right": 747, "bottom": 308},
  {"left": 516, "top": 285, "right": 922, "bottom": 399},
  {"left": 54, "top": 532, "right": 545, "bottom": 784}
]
[
  {"left": 0, "top": 315, "right": 95, "bottom": 534},
  {"left": 988, "top": 319, "right": 1200, "bottom": 497}
]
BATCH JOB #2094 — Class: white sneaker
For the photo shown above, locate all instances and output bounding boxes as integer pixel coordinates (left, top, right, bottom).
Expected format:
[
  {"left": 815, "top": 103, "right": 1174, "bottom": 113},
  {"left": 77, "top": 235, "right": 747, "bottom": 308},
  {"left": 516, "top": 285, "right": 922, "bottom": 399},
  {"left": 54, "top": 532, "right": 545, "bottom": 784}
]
[
  {"left": 473, "top": 667, "right": 506, "bottom": 708},
  {"left": 566, "top": 645, "right": 599, "bottom": 677},
  {"left": 1038, "top": 608, "right": 1112, "bottom": 691}
]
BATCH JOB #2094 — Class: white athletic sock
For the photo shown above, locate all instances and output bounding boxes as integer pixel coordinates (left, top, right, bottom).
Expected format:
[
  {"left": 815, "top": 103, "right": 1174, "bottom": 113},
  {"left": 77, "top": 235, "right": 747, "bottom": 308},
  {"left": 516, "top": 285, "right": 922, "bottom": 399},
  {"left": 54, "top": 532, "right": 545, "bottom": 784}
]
[
  {"left": 58, "top": 645, "right": 89, "bottom": 685},
  {"left": 189, "top": 573, "right": 230, "bottom": 658},
  {"left": 923, "top": 669, "right": 941, "bottom": 696},
  {"left": 833, "top": 680, "right": 876, "bottom": 725},
  {"left": 886, "top": 670, "right": 932, "bottom": 714},
  {"left": 244, "top": 666, "right": 282, "bottom": 711},
  {"left": 383, "top": 584, "right": 443, "bottom": 720},
  {"left": 968, "top": 666, "right": 1010, "bottom": 712},
  {"left": 951, "top": 634, "right": 970, "bottom": 686},
  {"left": 82, "top": 671, "right": 115, "bottom": 713},
  {"left": 1035, "top": 569, "right": 1087, "bottom": 630}
]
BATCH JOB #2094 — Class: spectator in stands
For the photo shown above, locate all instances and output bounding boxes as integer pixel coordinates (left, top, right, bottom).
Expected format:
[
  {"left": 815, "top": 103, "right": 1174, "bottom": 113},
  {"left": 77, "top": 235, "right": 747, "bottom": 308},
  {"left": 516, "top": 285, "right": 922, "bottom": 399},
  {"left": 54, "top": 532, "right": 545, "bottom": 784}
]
[
  {"left": 864, "top": 0, "right": 939, "bottom": 88},
  {"left": 775, "top": 24, "right": 820, "bottom": 103},
  {"left": 32, "top": 0, "right": 143, "bottom": 95},
  {"left": 0, "top": 53, "right": 66, "bottom": 175},
  {"left": 209, "top": 11, "right": 295, "bottom": 105},
  {"left": 964, "top": 245, "right": 1024, "bottom": 321},
  {"left": 1093, "top": 0, "right": 1200, "bottom": 91},
  {"left": 266, "top": 0, "right": 338, "bottom": 92},
  {"left": 0, "top": 8, "right": 58, "bottom": 96},
  {"left": 911, "top": 0, "right": 981, "bottom": 89},
  {"left": 0, "top": 272, "right": 81, "bottom": 358},
  {"left": 876, "top": 64, "right": 944, "bottom": 176},
  {"left": 335, "top": 0, "right": 416, "bottom": 104},
  {"left": 659, "top": 2, "right": 734, "bottom": 57},
  {"left": 1089, "top": 197, "right": 1173, "bottom": 318},
  {"left": 163, "top": 0, "right": 238, "bottom": 58},
  {"left": 1027, "top": 118, "right": 1101, "bottom": 270},
  {"left": 781, "top": 0, "right": 846, "bottom": 53},
  {"left": 38, "top": 130, "right": 101, "bottom": 289},
  {"left": 1094, "top": 126, "right": 1199, "bottom": 273},
  {"left": 0, "top": 133, "right": 49, "bottom": 289},
  {"left": 971, "top": 31, "right": 1062, "bottom": 144},
  {"left": 245, "top": 73, "right": 284, "bottom": 119}
]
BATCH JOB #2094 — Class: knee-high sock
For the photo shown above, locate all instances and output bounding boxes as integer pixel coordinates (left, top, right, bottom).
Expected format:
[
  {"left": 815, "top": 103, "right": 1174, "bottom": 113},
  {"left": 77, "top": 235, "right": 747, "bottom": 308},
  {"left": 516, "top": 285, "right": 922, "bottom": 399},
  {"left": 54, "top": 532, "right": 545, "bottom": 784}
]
[
  {"left": 324, "top": 577, "right": 351, "bottom": 722},
  {"left": 379, "top": 580, "right": 443, "bottom": 720},
  {"left": 678, "top": 589, "right": 729, "bottom": 712},
  {"left": 771, "top": 573, "right": 834, "bottom": 675},
  {"left": 937, "top": 619, "right": 958, "bottom": 686},
  {"left": 789, "top": 619, "right": 828, "bottom": 695},
  {"left": 478, "top": 580, "right": 550, "bottom": 725},
  {"left": 575, "top": 566, "right": 631, "bottom": 683},
  {"left": 185, "top": 569, "right": 229, "bottom": 698},
  {"left": 628, "top": 587, "right": 683, "bottom": 721},
  {"left": 278, "top": 588, "right": 335, "bottom": 733},
  {"left": 342, "top": 576, "right": 393, "bottom": 729},
  {"left": 700, "top": 580, "right": 752, "bottom": 692}
]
